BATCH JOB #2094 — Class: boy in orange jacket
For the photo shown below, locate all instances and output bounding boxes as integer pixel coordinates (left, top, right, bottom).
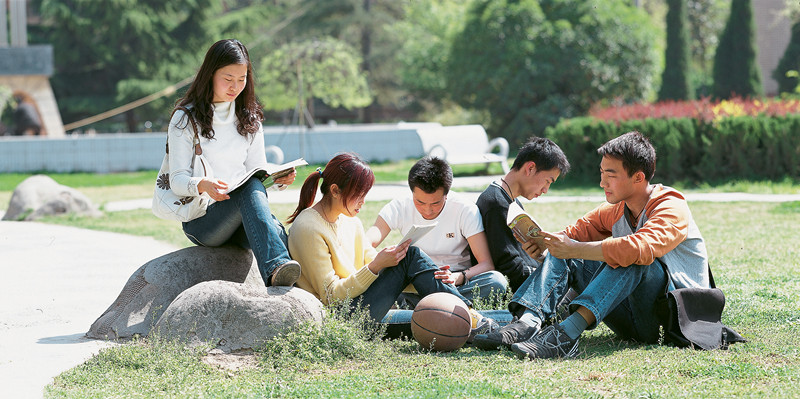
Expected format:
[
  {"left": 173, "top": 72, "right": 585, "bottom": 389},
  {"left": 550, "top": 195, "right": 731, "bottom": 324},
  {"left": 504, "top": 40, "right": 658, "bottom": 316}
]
[{"left": 474, "top": 131, "right": 711, "bottom": 359}]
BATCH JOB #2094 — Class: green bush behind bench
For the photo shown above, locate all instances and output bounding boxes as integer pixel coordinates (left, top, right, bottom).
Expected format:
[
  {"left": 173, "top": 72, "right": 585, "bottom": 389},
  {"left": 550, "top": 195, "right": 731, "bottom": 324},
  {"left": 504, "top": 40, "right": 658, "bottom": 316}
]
[{"left": 545, "top": 115, "right": 800, "bottom": 183}]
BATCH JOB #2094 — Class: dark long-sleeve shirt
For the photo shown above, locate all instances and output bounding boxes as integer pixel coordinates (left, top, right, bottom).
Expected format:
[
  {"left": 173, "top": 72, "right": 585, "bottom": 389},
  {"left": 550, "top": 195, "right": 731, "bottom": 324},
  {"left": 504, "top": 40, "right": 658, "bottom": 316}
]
[{"left": 476, "top": 182, "right": 538, "bottom": 292}]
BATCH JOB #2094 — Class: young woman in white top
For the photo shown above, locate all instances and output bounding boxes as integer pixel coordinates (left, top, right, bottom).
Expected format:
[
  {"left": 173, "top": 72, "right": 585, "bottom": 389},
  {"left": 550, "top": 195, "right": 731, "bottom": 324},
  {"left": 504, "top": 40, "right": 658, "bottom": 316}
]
[{"left": 167, "top": 39, "right": 300, "bottom": 286}]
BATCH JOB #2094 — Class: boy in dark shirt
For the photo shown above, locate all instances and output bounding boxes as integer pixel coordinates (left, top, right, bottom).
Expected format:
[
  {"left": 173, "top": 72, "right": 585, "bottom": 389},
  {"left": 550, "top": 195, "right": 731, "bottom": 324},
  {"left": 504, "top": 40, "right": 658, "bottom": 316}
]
[{"left": 476, "top": 137, "right": 570, "bottom": 292}]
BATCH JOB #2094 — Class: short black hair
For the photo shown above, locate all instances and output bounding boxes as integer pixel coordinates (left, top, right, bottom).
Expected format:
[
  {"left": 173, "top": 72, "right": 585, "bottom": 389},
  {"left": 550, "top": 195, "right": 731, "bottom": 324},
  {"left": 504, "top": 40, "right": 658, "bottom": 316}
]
[
  {"left": 597, "top": 131, "right": 657, "bottom": 181},
  {"left": 511, "top": 137, "right": 570, "bottom": 175},
  {"left": 408, "top": 156, "right": 453, "bottom": 194}
]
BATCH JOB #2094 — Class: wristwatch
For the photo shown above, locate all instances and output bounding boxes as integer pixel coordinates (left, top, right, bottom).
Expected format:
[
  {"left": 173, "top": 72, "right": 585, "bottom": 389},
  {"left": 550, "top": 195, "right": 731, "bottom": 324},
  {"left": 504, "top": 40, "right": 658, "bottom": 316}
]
[{"left": 460, "top": 270, "right": 469, "bottom": 286}]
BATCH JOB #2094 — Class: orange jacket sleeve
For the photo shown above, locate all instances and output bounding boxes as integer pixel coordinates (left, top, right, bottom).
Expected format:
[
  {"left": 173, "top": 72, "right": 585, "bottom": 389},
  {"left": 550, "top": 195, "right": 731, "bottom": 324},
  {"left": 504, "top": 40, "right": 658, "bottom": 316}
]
[{"left": 563, "top": 203, "right": 617, "bottom": 243}]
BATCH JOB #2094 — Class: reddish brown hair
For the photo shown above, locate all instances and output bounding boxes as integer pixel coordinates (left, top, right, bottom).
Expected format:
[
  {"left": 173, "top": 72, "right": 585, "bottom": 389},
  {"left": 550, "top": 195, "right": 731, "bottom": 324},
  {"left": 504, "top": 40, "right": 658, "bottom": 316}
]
[{"left": 288, "top": 153, "right": 375, "bottom": 223}]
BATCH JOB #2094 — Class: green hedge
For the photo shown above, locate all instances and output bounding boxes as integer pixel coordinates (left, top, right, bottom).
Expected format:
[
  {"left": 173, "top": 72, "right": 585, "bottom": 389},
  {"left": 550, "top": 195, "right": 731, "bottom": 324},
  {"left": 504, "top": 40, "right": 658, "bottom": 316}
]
[{"left": 544, "top": 115, "right": 800, "bottom": 183}]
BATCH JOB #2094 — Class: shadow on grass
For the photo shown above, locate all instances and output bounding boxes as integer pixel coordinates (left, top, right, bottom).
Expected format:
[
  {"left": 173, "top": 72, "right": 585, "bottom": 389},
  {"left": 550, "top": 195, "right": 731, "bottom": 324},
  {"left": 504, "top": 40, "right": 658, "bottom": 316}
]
[
  {"left": 391, "top": 329, "right": 656, "bottom": 361},
  {"left": 577, "top": 332, "right": 659, "bottom": 359}
]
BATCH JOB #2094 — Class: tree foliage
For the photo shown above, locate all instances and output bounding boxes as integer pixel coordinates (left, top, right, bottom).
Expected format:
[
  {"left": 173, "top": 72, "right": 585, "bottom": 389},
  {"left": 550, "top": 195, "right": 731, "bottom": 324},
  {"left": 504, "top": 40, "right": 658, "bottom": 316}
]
[
  {"left": 447, "top": 0, "right": 658, "bottom": 145},
  {"left": 773, "top": 20, "right": 800, "bottom": 95},
  {"left": 257, "top": 38, "right": 371, "bottom": 124},
  {"left": 686, "top": 0, "right": 728, "bottom": 96},
  {"left": 659, "top": 0, "right": 693, "bottom": 101},
  {"left": 282, "top": 0, "right": 405, "bottom": 121},
  {"left": 712, "top": 0, "right": 763, "bottom": 99},
  {"left": 391, "top": 0, "right": 468, "bottom": 103},
  {"left": 33, "top": 0, "right": 273, "bottom": 131}
]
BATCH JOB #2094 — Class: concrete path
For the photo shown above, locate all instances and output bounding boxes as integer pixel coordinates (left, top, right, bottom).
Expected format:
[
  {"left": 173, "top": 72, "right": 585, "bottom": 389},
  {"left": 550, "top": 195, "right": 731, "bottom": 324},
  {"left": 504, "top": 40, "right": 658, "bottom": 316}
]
[
  {"left": 2, "top": 175, "right": 800, "bottom": 397},
  {"left": 0, "top": 222, "right": 178, "bottom": 398},
  {"left": 103, "top": 175, "right": 800, "bottom": 211}
]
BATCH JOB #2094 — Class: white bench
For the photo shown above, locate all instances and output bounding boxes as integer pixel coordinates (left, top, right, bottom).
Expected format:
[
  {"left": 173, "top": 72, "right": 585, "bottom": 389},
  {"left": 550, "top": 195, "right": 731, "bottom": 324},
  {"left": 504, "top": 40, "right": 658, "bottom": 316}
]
[{"left": 416, "top": 124, "right": 510, "bottom": 174}]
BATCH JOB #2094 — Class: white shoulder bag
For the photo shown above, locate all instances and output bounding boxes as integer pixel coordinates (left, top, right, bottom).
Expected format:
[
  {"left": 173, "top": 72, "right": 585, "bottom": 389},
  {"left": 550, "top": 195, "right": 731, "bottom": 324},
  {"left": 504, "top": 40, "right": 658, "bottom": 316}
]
[{"left": 152, "top": 107, "right": 213, "bottom": 222}]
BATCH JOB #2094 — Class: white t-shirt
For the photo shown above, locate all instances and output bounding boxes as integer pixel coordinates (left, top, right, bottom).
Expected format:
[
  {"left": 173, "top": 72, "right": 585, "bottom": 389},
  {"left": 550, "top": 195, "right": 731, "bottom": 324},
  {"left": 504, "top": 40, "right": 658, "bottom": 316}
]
[{"left": 378, "top": 192, "right": 483, "bottom": 271}]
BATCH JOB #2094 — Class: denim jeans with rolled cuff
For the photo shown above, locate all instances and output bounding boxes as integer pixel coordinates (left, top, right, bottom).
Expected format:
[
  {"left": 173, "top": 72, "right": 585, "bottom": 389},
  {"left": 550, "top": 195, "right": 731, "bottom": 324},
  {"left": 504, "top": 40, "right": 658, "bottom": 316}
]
[
  {"left": 352, "top": 246, "right": 473, "bottom": 322},
  {"left": 182, "top": 176, "right": 292, "bottom": 286},
  {"left": 509, "top": 253, "right": 668, "bottom": 343}
]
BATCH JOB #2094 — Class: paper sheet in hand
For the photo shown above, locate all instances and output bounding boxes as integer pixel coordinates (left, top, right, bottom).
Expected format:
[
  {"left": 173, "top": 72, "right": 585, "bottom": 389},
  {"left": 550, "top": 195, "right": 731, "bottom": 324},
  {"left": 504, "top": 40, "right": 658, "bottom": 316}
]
[{"left": 399, "top": 222, "right": 437, "bottom": 245}]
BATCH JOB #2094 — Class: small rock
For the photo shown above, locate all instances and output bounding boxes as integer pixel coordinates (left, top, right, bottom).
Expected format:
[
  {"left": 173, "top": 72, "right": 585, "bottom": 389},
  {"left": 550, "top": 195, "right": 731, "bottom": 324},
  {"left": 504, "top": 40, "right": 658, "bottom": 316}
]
[
  {"left": 86, "top": 246, "right": 263, "bottom": 340},
  {"left": 2, "top": 175, "right": 101, "bottom": 221},
  {"left": 154, "top": 281, "right": 324, "bottom": 352}
]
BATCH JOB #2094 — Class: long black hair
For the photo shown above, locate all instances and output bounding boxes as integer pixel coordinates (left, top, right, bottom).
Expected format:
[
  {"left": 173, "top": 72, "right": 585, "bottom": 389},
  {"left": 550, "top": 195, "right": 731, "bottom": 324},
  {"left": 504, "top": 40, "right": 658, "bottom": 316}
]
[{"left": 175, "top": 39, "right": 263, "bottom": 140}]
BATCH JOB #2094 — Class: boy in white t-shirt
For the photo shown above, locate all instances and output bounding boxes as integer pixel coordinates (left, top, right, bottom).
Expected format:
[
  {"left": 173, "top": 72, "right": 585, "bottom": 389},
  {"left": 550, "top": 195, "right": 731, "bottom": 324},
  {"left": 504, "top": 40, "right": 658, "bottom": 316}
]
[{"left": 366, "top": 156, "right": 508, "bottom": 307}]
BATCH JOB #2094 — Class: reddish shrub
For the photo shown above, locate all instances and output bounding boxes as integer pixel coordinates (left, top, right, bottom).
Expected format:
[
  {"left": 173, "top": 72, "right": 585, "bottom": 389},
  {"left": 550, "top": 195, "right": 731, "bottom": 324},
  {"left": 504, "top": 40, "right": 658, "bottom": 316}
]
[{"left": 589, "top": 97, "right": 800, "bottom": 123}]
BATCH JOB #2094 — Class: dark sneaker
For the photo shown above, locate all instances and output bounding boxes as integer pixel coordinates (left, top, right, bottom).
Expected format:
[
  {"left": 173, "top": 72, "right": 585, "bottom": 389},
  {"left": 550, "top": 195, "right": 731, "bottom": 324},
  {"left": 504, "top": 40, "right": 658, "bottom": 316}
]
[
  {"left": 467, "top": 316, "right": 499, "bottom": 343},
  {"left": 270, "top": 260, "right": 301, "bottom": 287},
  {"left": 511, "top": 324, "right": 579, "bottom": 360},
  {"left": 472, "top": 318, "right": 540, "bottom": 350}
]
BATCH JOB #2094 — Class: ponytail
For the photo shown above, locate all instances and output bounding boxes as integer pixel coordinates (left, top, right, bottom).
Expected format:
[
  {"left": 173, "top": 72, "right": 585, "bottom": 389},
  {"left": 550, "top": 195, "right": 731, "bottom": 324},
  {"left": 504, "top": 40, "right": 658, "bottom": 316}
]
[{"left": 288, "top": 170, "right": 322, "bottom": 223}]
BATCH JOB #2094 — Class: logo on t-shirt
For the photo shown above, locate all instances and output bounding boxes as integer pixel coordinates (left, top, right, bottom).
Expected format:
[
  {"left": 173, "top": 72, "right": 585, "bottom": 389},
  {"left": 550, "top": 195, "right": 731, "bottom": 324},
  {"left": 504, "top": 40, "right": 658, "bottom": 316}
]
[{"left": 446, "top": 232, "right": 455, "bottom": 239}]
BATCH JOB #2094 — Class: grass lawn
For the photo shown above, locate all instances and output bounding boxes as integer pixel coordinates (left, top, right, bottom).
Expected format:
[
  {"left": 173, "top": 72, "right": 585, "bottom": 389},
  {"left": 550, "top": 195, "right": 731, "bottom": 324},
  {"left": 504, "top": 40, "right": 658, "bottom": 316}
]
[
  {"left": 1, "top": 167, "right": 799, "bottom": 397},
  {"left": 3, "top": 163, "right": 798, "bottom": 214},
  {"left": 37, "top": 199, "right": 800, "bottom": 398}
]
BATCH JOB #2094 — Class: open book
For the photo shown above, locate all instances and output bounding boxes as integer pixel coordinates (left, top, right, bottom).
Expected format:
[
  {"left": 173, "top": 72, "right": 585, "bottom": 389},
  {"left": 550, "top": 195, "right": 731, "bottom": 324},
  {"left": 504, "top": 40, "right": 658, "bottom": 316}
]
[
  {"left": 225, "top": 158, "right": 308, "bottom": 193},
  {"left": 506, "top": 201, "right": 546, "bottom": 251},
  {"left": 399, "top": 222, "right": 437, "bottom": 245}
]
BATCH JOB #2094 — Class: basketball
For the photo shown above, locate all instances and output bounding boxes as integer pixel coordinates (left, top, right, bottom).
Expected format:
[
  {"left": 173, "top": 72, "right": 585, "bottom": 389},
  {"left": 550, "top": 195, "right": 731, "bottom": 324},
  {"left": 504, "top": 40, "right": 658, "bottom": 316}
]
[{"left": 411, "top": 292, "right": 471, "bottom": 351}]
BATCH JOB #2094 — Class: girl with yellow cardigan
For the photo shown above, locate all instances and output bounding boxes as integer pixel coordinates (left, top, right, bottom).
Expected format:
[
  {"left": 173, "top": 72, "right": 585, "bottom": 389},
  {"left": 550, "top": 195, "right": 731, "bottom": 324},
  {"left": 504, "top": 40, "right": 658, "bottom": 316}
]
[{"left": 287, "top": 153, "right": 487, "bottom": 327}]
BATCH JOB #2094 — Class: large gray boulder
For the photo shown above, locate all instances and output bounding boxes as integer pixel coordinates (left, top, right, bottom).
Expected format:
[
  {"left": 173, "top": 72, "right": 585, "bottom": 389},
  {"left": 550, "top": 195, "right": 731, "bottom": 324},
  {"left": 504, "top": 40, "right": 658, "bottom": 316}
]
[
  {"left": 154, "top": 281, "right": 324, "bottom": 352},
  {"left": 2, "top": 174, "right": 101, "bottom": 221},
  {"left": 87, "top": 246, "right": 263, "bottom": 340}
]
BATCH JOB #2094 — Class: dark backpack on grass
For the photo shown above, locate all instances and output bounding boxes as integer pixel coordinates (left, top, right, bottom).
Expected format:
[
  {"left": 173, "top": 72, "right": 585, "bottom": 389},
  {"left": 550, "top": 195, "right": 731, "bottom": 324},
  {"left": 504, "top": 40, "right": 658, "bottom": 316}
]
[{"left": 656, "top": 263, "right": 746, "bottom": 350}]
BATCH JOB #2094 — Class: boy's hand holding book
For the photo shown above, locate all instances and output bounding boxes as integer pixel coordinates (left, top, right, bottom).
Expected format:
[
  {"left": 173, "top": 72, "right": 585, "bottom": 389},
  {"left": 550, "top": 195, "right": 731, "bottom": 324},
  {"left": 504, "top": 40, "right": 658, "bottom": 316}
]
[
  {"left": 506, "top": 202, "right": 547, "bottom": 261},
  {"left": 539, "top": 230, "right": 582, "bottom": 260},
  {"left": 520, "top": 239, "right": 545, "bottom": 262}
]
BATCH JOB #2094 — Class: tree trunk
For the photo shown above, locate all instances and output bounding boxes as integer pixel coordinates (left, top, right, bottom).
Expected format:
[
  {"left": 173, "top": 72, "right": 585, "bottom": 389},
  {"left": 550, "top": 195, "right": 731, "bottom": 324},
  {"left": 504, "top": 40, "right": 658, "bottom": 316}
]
[
  {"left": 360, "top": 0, "right": 373, "bottom": 123},
  {"left": 125, "top": 110, "right": 137, "bottom": 133}
]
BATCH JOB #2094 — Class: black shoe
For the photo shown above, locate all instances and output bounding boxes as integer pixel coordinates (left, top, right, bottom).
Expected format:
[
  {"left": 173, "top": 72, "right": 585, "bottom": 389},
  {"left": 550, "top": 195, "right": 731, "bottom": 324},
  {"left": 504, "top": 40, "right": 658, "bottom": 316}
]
[
  {"left": 270, "top": 260, "right": 301, "bottom": 287},
  {"left": 511, "top": 324, "right": 579, "bottom": 360},
  {"left": 472, "top": 318, "right": 540, "bottom": 350}
]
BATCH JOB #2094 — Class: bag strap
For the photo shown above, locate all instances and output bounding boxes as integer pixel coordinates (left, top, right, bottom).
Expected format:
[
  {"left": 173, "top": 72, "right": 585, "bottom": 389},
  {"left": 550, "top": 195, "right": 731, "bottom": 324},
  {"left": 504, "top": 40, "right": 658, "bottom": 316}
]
[
  {"left": 708, "top": 265, "right": 716, "bottom": 289},
  {"left": 165, "top": 106, "right": 203, "bottom": 156}
]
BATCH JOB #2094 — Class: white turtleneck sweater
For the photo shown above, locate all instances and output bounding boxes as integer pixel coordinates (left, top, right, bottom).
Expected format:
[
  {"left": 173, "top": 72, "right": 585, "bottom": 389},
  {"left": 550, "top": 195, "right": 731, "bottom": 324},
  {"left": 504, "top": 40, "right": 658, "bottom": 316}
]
[{"left": 167, "top": 101, "right": 269, "bottom": 199}]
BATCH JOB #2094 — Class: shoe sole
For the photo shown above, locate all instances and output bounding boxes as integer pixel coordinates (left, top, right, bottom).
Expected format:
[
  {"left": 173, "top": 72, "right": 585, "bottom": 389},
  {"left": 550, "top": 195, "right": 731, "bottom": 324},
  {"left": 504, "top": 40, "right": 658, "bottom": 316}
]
[
  {"left": 271, "top": 262, "right": 301, "bottom": 287},
  {"left": 473, "top": 338, "right": 508, "bottom": 351},
  {"left": 511, "top": 344, "right": 535, "bottom": 360},
  {"left": 510, "top": 340, "right": 580, "bottom": 360}
]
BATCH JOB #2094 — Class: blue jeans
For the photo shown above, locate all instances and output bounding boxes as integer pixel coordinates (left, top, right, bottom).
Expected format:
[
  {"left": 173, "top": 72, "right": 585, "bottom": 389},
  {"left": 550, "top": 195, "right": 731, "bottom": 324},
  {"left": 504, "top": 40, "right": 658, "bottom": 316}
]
[
  {"left": 396, "top": 270, "right": 508, "bottom": 309},
  {"left": 354, "top": 246, "right": 473, "bottom": 321},
  {"left": 381, "top": 308, "right": 515, "bottom": 338},
  {"left": 510, "top": 254, "right": 668, "bottom": 343},
  {"left": 182, "top": 177, "right": 292, "bottom": 286},
  {"left": 460, "top": 270, "right": 508, "bottom": 302}
]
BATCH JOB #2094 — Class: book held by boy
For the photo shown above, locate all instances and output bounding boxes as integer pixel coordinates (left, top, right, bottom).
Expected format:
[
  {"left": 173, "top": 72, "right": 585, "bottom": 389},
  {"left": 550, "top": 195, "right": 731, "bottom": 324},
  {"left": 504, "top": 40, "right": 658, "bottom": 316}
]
[{"left": 506, "top": 201, "right": 546, "bottom": 251}]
